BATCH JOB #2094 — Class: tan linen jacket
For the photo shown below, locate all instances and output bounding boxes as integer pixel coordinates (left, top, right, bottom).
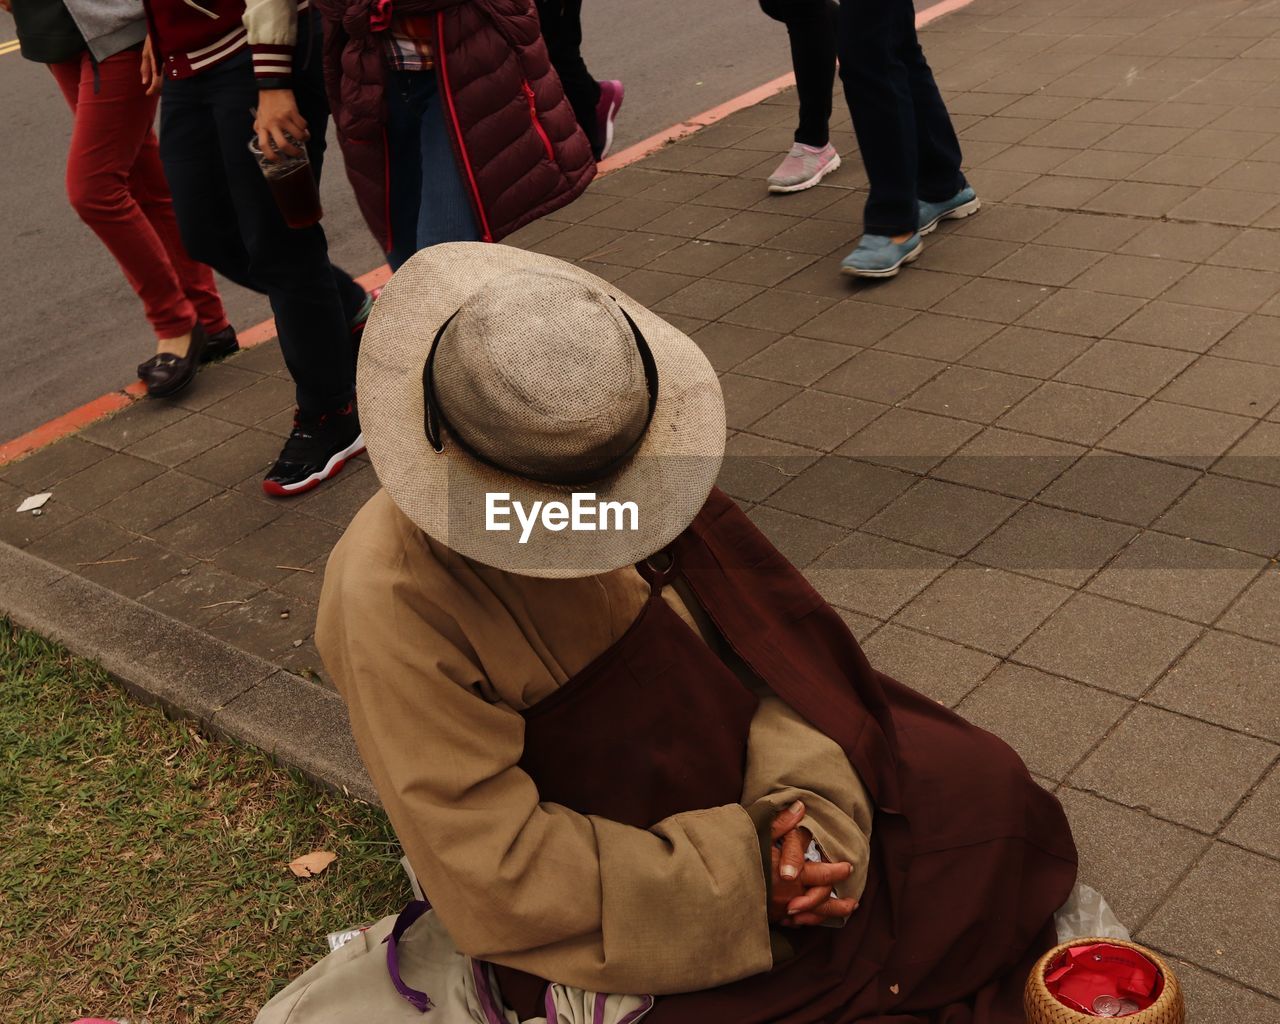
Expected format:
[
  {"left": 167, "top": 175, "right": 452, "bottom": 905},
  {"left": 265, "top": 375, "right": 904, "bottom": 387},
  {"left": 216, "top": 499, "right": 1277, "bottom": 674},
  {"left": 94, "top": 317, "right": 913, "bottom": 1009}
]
[{"left": 316, "top": 491, "right": 874, "bottom": 996}]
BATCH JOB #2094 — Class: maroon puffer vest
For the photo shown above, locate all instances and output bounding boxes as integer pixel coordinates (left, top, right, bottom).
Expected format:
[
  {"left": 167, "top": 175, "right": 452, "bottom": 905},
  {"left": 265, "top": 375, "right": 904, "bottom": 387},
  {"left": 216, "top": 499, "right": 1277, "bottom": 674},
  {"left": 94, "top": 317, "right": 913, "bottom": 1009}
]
[{"left": 314, "top": 0, "right": 595, "bottom": 250}]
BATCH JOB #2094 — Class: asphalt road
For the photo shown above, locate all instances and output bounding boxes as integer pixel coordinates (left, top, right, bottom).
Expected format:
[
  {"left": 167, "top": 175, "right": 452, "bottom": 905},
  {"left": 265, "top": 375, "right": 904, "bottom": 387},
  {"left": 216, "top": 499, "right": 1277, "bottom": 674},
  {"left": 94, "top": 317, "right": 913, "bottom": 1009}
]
[{"left": 0, "top": 1, "right": 940, "bottom": 441}]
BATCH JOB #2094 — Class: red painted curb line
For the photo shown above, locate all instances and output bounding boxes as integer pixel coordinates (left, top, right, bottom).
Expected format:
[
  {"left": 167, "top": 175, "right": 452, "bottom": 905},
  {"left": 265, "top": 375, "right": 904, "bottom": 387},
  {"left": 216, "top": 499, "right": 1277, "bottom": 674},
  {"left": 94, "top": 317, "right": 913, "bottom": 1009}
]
[{"left": 1, "top": 0, "right": 977, "bottom": 469}]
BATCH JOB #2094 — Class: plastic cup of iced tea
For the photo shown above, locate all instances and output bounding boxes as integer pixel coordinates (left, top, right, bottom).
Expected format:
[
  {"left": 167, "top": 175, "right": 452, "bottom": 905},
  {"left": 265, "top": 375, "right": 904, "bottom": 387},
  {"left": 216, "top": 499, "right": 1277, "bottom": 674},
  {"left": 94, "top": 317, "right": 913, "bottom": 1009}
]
[{"left": 248, "top": 135, "right": 323, "bottom": 229}]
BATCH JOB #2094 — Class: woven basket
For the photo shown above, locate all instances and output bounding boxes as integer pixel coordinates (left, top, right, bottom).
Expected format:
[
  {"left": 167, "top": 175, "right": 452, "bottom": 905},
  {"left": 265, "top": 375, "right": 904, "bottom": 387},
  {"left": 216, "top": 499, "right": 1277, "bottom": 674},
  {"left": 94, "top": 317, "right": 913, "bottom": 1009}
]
[{"left": 1024, "top": 937, "right": 1185, "bottom": 1024}]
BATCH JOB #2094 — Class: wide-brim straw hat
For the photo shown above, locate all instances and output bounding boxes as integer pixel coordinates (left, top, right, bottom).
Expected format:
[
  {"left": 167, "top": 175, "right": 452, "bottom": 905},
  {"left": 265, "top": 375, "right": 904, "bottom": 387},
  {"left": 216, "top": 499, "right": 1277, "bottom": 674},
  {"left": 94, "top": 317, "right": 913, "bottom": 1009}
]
[
  {"left": 358, "top": 242, "right": 726, "bottom": 579},
  {"left": 1024, "top": 937, "right": 1185, "bottom": 1024}
]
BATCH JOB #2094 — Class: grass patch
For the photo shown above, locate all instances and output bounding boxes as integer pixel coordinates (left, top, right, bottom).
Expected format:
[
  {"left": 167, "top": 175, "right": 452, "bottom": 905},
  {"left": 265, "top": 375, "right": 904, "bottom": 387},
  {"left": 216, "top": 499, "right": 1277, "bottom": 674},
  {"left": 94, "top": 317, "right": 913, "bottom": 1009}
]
[{"left": 0, "top": 619, "right": 411, "bottom": 1023}]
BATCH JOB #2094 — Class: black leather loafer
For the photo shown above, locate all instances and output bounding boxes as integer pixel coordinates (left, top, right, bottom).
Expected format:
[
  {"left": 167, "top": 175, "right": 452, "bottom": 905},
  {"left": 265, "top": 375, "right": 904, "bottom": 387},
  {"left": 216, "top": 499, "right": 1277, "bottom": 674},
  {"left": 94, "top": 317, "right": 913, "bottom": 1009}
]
[
  {"left": 137, "top": 323, "right": 208, "bottom": 398},
  {"left": 202, "top": 325, "right": 240, "bottom": 363}
]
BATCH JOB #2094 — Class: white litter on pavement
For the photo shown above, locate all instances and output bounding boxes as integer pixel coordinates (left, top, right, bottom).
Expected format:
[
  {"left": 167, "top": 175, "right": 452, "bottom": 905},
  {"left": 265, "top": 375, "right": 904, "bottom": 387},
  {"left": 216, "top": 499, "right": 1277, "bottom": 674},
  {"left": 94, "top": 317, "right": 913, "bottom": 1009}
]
[{"left": 16, "top": 493, "right": 52, "bottom": 513}]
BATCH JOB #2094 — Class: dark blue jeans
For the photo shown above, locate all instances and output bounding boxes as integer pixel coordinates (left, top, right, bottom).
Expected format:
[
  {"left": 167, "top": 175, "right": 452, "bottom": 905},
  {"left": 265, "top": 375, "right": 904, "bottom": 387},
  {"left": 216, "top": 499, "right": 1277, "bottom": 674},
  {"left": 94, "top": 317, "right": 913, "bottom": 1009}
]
[
  {"left": 385, "top": 70, "right": 480, "bottom": 271},
  {"left": 759, "top": 0, "right": 839, "bottom": 148},
  {"left": 838, "top": 0, "right": 967, "bottom": 236},
  {"left": 158, "top": 14, "right": 363, "bottom": 414}
]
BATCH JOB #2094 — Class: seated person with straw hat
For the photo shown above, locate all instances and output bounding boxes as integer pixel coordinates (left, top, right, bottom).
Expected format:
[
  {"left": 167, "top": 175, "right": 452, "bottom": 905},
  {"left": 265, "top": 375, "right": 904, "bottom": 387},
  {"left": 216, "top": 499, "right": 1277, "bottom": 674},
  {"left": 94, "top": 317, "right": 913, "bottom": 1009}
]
[{"left": 314, "top": 243, "right": 1079, "bottom": 1023}]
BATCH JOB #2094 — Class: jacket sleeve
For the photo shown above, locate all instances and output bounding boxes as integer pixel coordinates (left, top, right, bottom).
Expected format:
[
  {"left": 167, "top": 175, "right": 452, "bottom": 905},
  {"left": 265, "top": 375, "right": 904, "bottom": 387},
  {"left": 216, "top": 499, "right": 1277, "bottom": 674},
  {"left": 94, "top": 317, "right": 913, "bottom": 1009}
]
[
  {"left": 243, "top": 0, "right": 297, "bottom": 86},
  {"left": 316, "top": 531, "right": 775, "bottom": 996},
  {"left": 741, "top": 694, "right": 875, "bottom": 909}
]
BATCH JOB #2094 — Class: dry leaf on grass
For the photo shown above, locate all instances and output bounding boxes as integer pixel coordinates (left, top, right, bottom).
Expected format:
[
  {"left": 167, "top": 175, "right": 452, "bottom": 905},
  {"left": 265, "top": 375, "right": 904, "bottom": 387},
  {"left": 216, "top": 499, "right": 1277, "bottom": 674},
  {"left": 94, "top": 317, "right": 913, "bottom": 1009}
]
[{"left": 289, "top": 850, "right": 337, "bottom": 878}]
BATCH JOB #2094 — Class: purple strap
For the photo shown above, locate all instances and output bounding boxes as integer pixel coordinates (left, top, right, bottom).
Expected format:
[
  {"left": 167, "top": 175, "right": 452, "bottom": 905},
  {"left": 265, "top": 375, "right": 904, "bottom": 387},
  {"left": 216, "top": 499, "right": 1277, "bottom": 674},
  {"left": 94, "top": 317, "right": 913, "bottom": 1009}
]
[{"left": 385, "top": 900, "right": 434, "bottom": 1012}]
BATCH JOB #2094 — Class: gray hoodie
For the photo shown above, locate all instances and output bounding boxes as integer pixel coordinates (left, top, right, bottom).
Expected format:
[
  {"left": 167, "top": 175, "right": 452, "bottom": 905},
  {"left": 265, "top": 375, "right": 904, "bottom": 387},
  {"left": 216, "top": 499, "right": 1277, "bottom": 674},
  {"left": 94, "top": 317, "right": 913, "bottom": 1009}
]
[{"left": 62, "top": 0, "right": 148, "bottom": 62}]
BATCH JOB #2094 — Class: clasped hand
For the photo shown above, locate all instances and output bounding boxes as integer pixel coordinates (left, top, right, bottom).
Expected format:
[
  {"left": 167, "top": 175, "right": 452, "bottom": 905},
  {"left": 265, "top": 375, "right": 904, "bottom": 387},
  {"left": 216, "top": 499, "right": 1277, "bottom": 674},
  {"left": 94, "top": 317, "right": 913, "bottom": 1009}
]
[{"left": 768, "top": 800, "right": 858, "bottom": 928}]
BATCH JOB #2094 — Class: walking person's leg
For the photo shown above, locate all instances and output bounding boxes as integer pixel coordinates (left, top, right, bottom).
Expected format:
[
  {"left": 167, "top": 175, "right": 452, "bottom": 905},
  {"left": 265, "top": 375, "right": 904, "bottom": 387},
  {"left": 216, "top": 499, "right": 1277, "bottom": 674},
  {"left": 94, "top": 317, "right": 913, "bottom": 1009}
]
[
  {"left": 760, "top": 0, "right": 842, "bottom": 193},
  {"left": 906, "top": 30, "right": 980, "bottom": 235},
  {"left": 49, "top": 49, "right": 210, "bottom": 382},
  {"left": 128, "top": 127, "right": 238, "bottom": 356},
  {"left": 201, "top": 52, "right": 363, "bottom": 494},
  {"left": 408, "top": 76, "right": 480, "bottom": 253},
  {"left": 535, "top": 0, "right": 622, "bottom": 159}
]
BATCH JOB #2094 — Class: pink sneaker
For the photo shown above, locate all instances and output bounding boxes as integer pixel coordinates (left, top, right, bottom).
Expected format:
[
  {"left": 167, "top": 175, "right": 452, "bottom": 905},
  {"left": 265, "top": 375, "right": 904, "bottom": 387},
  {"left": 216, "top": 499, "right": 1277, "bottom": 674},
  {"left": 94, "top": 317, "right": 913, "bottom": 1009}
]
[
  {"left": 767, "top": 143, "right": 841, "bottom": 194},
  {"left": 594, "top": 80, "right": 625, "bottom": 159}
]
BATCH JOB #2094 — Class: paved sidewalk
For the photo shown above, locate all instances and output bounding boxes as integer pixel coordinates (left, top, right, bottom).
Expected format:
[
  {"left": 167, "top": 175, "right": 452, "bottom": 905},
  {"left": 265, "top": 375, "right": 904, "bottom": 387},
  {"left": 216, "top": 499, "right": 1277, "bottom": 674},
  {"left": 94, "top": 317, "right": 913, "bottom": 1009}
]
[{"left": 4, "top": 0, "right": 1280, "bottom": 1018}]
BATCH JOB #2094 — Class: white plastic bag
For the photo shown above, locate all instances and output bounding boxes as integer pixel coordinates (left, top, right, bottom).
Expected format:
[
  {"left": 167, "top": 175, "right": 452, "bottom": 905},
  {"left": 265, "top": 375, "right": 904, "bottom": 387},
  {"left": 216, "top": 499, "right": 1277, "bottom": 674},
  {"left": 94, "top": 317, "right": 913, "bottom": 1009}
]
[{"left": 1054, "top": 883, "right": 1130, "bottom": 943}]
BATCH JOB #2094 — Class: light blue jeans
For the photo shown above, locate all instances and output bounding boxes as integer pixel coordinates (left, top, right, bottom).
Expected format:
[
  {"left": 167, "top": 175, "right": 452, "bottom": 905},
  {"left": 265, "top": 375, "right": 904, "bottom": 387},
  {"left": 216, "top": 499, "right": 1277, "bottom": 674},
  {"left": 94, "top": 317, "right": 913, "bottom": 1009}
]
[{"left": 385, "top": 70, "right": 481, "bottom": 270}]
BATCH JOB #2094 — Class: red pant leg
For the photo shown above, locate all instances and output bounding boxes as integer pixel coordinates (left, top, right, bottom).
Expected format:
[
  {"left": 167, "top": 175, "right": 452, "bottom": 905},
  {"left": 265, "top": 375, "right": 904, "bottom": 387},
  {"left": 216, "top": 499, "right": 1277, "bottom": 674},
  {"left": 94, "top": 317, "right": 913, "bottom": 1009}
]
[{"left": 49, "top": 50, "right": 206, "bottom": 340}]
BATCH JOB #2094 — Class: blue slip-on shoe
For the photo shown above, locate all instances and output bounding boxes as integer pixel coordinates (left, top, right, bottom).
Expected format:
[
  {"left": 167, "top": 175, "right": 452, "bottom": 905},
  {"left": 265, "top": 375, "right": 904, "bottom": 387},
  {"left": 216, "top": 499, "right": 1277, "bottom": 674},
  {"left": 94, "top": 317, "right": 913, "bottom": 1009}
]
[
  {"left": 918, "top": 186, "right": 981, "bottom": 236},
  {"left": 840, "top": 233, "right": 924, "bottom": 279}
]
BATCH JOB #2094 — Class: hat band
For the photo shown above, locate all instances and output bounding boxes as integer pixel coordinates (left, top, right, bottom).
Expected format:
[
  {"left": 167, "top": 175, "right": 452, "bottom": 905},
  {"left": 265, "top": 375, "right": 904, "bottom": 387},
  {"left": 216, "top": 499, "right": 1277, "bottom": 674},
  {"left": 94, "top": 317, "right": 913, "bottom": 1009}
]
[{"left": 421, "top": 303, "right": 661, "bottom": 487}]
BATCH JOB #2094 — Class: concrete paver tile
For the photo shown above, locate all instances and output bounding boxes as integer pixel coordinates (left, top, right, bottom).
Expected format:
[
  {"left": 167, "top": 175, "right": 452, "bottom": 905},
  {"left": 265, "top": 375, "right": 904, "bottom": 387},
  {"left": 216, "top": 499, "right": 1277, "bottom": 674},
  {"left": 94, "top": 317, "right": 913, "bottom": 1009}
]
[
  {"left": 750, "top": 390, "right": 885, "bottom": 451},
  {"left": 998, "top": 381, "right": 1143, "bottom": 445},
  {"left": 642, "top": 239, "right": 746, "bottom": 277},
  {"left": 1083, "top": 181, "right": 1196, "bottom": 217},
  {"left": 958, "top": 664, "right": 1128, "bottom": 780},
  {"left": 718, "top": 373, "right": 799, "bottom": 431},
  {"left": 1073, "top": 706, "right": 1276, "bottom": 831},
  {"left": 150, "top": 488, "right": 283, "bottom": 561},
  {"left": 1223, "top": 763, "right": 1280, "bottom": 860},
  {"left": 903, "top": 365, "right": 1038, "bottom": 423},
  {"left": 864, "top": 478, "right": 1022, "bottom": 556},
  {"left": 745, "top": 505, "right": 846, "bottom": 569},
  {"left": 720, "top": 289, "right": 842, "bottom": 335},
  {"left": 95, "top": 470, "right": 221, "bottom": 536},
  {"left": 1157, "top": 355, "right": 1280, "bottom": 417},
  {"left": 653, "top": 278, "right": 761, "bottom": 320},
  {"left": 77, "top": 400, "right": 191, "bottom": 451},
  {"left": 1014, "top": 592, "right": 1200, "bottom": 696},
  {"left": 838, "top": 408, "right": 979, "bottom": 473},
  {"left": 1141, "top": 843, "right": 1280, "bottom": 997},
  {"left": 1034, "top": 211, "right": 1147, "bottom": 251},
  {"left": 915, "top": 234, "right": 1021, "bottom": 275},
  {"left": 1131, "top": 153, "right": 1238, "bottom": 187},
  {"left": 1149, "top": 629, "right": 1280, "bottom": 741},
  {"left": 1093, "top": 123, "right": 1194, "bottom": 155},
  {"left": 689, "top": 322, "right": 780, "bottom": 373},
  {"left": 25, "top": 513, "right": 135, "bottom": 571},
  {"left": 710, "top": 248, "right": 819, "bottom": 287},
  {"left": 717, "top": 431, "right": 820, "bottom": 505},
  {"left": 79, "top": 535, "right": 194, "bottom": 600},
  {"left": 579, "top": 196, "right": 674, "bottom": 231},
  {"left": 861, "top": 623, "right": 997, "bottom": 707},
  {"left": 1108, "top": 300, "right": 1244, "bottom": 353},
  {"left": 1071, "top": 253, "right": 1195, "bottom": 298},
  {"left": 738, "top": 336, "right": 856, "bottom": 387},
  {"left": 1056, "top": 339, "right": 1196, "bottom": 396},
  {"left": 141, "top": 565, "right": 264, "bottom": 629},
  {"left": 123, "top": 413, "right": 243, "bottom": 468},
  {"left": 1101, "top": 400, "right": 1254, "bottom": 468},
  {"left": 796, "top": 300, "right": 916, "bottom": 347},
  {"left": 0, "top": 492, "right": 81, "bottom": 549},
  {"left": 847, "top": 270, "right": 969, "bottom": 311},
  {"left": 1215, "top": 420, "right": 1280, "bottom": 487},
  {"left": 1038, "top": 451, "right": 1198, "bottom": 526},
  {"left": 986, "top": 243, "right": 1101, "bottom": 286},
  {"left": 1212, "top": 314, "right": 1280, "bottom": 365},
  {"left": 949, "top": 203, "right": 1064, "bottom": 241},
  {"left": 1170, "top": 961, "right": 1280, "bottom": 1024},
  {"left": 212, "top": 515, "right": 344, "bottom": 589},
  {"left": 1059, "top": 786, "right": 1209, "bottom": 932},
  {"left": 1162, "top": 264, "right": 1280, "bottom": 312},
  {"left": 971, "top": 503, "right": 1137, "bottom": 587},
  {"left": 613, "top": 268, "right": 699, "bottom": 306},
  {"left": 1167, "top": 186, "right": 1280, "bottom": 226},
  {"left": 768, "top": 456, "right": 914, "bottom": 530},
  {"left": 1087, "top": 530, "right": 1264, "bottom": 624},
  {"left": 1119, "top": 220, "right": 1239, "bottom": 263},
  {"left": 934, "top": 425, "right": 1084, "bottom": 499},
  {"left": 978, "top": 143, "right": 1076, "bottom": 175},
  {"left": 55, "top": 451, "right": 165, "bottom": 512},
  {"left": 1207, "top": 227, "right": 1280, "bottom": 272},
  {"left": 1005, "top": 174, "right": 1111, "bottom": 208},
  {"left": 0, "top": 437, "right": 112, "bottom": 492},
  {"left": 895, "top": 562, "right": 1072, "bottom": 656},
  {"left": 805, "top": 530, "right": 953, "bottom": 620},
  {"left": 1017, "top": 288, "right": 1145, "bottom": 337},
  {"left": 201, "top": 376, "right": 296, "bottom": 427},
  {"left": 816, "top": 349, "right": 944, "bottom": 404},
  {"left": 962, "top": 325, "right": 1094, "bottom": 379},
  {"left": 934, "top": 277, "right": 1053, "bottom": 324},
  {"left": 1216, "top": 565, "right": 1280, "bottom": 644}
]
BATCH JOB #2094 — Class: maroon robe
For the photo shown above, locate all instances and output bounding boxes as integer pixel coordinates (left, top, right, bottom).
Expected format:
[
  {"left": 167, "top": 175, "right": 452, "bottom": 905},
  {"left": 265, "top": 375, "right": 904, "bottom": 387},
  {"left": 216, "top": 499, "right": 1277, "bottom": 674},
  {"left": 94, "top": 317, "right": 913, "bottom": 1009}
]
[{"left": 499, "top": 488, "right": 1077, "bottom": 1022}]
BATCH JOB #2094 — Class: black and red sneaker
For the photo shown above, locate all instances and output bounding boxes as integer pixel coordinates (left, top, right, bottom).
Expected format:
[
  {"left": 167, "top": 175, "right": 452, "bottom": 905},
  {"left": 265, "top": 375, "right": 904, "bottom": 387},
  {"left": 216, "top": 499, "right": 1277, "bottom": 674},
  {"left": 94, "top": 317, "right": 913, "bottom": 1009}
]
[{"left": 262, "top": 403, "right": 365, "bottom": 497}]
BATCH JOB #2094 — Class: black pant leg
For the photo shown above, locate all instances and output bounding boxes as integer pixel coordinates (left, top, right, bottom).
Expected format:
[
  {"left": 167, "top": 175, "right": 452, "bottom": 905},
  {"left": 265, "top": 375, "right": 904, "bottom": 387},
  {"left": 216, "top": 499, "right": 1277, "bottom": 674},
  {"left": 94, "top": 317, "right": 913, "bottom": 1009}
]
[
  {"left": 760, "top": 0, "right": 838, "bottom": 148},
  {"left": 838, "top": 0, "right": 919, "bottom": 235},
  {"left": 902, "top": 16, "right": 966, "bottom": 202},
  {"left": 198, "top": 52, "right": 356, "bottom": 414},
  {"left": 535, "top": 0, "right": 601, "bottom": 149}
]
